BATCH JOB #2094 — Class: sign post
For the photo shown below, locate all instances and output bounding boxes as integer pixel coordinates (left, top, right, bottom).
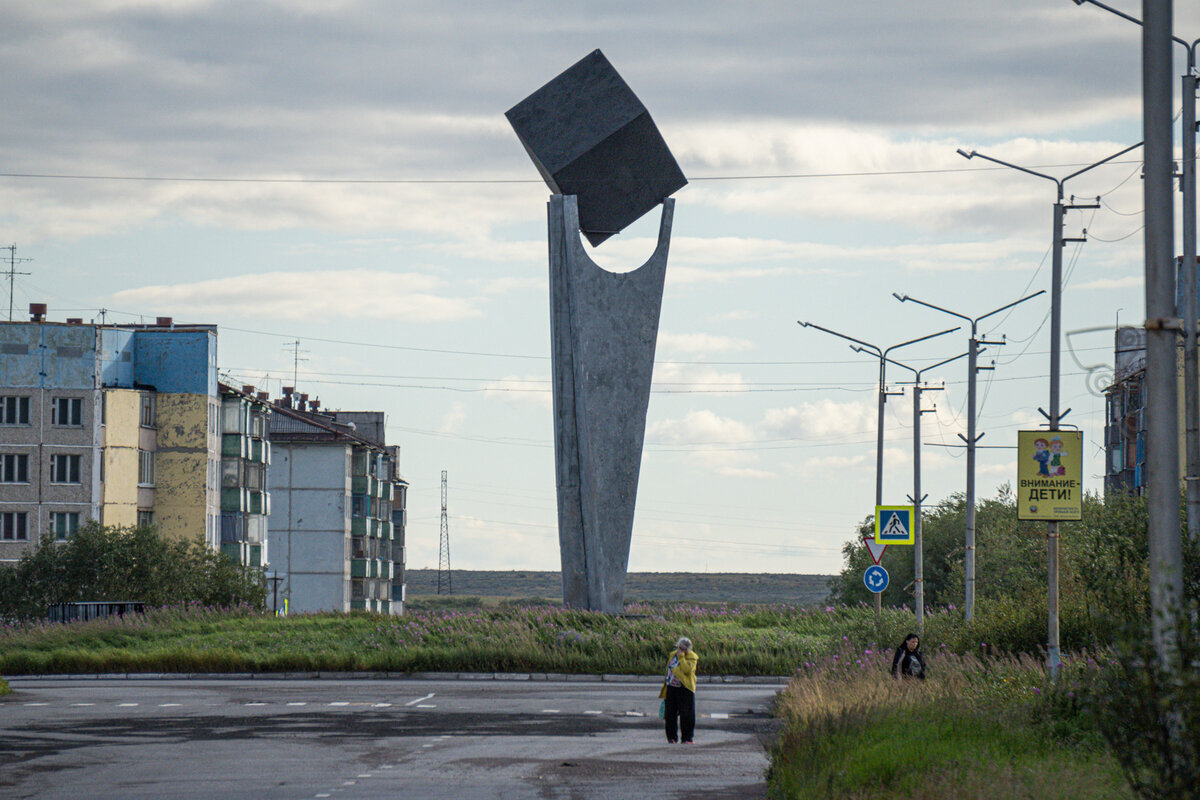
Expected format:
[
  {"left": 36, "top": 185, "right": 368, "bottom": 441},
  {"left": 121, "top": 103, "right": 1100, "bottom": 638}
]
[
  {"left": 863, "top": 565, "right": 889, "bottom": 593},
  {"left": 1016, "top": 431, "right": 1082, "bottom": 521},
  {"left": 861, "top": 535, "right": 887, "bottom": 565},
  {"left": 875, "top": 505, "right": 915, "bottom": 544}
]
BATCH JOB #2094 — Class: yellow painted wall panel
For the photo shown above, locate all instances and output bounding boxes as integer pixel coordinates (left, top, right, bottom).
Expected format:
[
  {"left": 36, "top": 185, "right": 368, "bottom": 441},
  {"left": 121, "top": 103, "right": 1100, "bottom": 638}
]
[{"left": 154, "top": 393, "right": 218, "bottom": 544}]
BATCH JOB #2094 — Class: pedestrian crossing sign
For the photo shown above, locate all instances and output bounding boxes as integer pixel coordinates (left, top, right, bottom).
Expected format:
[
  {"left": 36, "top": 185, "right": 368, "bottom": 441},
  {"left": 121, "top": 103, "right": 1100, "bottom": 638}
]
[{"left": 875, "top": 505, "right": 914, "bottom": 545}]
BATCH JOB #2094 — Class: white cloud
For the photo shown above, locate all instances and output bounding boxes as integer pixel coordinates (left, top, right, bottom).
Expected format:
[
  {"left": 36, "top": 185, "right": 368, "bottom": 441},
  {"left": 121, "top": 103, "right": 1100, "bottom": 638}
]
[
  {"left": 648, "top": 409, "right": 754, "bottom": 446},
  {"left": 652, "top": 362, "right": 747, "bottom": 394},
  {"left": 111, "top": 269, "right": 481, "bottom": 321},
  {"left": 481, "top": 376, "right": 552, "bottom": 410},
  {"left": 658, "top": 331, "right": 753, "bottom": 356},
  {"left": 762, "top": 399, "right": 877, "bottom": 442},
  {"left": 438, "top": 401, "right": 467, "bottom": 435},
  {"left": 1074, "top": 276, "right": 1143, "bottom": 290}
]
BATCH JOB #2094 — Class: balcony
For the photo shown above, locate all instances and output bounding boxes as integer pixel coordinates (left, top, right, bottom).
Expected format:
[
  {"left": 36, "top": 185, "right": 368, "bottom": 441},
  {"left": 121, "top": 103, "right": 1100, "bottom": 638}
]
[{"left": 351, "top": 558, "right": 368, "bottom": 578}]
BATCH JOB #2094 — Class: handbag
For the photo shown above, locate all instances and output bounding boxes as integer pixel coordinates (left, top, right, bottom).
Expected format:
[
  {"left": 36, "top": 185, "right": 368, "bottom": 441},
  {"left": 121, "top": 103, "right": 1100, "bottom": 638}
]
[{"left": 658, "top": 699, "right": 665, "bottom": 719}]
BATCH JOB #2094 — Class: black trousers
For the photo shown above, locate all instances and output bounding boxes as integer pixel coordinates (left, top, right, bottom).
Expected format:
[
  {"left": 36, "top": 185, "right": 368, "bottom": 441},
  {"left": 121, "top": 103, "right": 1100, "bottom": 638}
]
[{"left": 664, "top": 684, "right": 695, "bottom": 742}]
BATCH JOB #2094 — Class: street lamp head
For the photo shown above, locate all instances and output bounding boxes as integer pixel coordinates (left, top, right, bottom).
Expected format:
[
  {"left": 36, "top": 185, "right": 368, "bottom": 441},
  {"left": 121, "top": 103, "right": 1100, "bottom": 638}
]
[
  {"left": 1070, "top": 0, "right": 1087, "bottom": 6},
  {"left": 956, "top": 148, "right": 975, "bottom": 160},
  {"left": 797, "top": 320, "right": 809, "bottom": 328},
  {"left": 893, "top": 292, "right": 909, "bottom": 302}
]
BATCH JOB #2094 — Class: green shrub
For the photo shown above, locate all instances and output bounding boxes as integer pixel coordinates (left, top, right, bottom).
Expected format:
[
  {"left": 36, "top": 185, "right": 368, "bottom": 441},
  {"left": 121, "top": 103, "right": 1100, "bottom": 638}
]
[{"left": 0, "top": 522, "right": 265, "bottom": 622}]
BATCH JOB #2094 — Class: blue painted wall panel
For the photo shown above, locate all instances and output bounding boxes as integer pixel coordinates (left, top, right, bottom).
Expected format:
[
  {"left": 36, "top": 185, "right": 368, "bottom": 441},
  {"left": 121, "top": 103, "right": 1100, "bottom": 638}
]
[
  {"left": 99, "top": 328, "right": 136, "bottom": 388},
  {"left": 133, "top": 331, "right": 217, "bottom": 395}
]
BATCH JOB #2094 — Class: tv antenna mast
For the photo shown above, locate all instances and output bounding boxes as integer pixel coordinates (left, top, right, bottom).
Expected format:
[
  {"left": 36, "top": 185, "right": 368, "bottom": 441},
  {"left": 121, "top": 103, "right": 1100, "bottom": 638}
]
[
  {"left": 2, "top": 245, "right": 32, "bottom": 321},
  {"left": 438, "top": 470, "right": 452, "bottom": 595},
  {"left": 282, "top": 340, "right": 308, "bottom": 388}
]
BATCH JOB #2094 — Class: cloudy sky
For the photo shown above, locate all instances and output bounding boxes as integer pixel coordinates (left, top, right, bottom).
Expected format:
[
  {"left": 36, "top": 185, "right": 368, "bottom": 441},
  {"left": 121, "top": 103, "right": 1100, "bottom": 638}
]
[{"left": 2, "top": 0, "right": 1191, "bottom": 576}]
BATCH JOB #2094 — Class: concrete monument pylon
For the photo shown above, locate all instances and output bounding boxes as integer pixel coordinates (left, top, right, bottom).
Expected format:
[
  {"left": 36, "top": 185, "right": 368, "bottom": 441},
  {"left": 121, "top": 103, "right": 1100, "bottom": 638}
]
[
  {"left": 506, "top": 50, "right": 686, "bottom": 612},
  {"left": 549, "top": 193, "right": 674, "bottom": 613}
]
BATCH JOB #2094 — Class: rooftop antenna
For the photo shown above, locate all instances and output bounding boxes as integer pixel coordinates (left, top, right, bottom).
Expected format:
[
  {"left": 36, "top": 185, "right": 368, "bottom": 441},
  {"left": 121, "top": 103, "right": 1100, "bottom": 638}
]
[
  {"left": 2, "top": 245, "right": 32, "bottom": 322},
  {"left": 282, "top": 340, "right": 308, "bottom": 389}
]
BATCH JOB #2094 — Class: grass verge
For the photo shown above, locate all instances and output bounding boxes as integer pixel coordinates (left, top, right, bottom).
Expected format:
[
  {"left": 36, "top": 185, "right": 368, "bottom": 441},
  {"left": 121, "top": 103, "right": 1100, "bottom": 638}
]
[{"left": 767, "top": 641, "right": 1128, "bottom": 799}]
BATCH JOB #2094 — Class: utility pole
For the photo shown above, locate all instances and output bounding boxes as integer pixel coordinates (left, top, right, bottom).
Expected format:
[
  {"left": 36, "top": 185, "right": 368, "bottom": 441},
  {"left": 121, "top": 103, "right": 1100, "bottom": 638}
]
[
  {"left": 798, "top": 321, "right": 958, "bottom": 620},
  {"left": 1143, "top": 0, "right": 1185, "bottom": 665},
  {"left": 437, "top": 470, "right": 452, "bottom": 595},
  {"left": 958, "top": 139, "right": 1142, "bottom": 679},
  {"left": 893, "top": 290, "right": 1044, "bottom": 620},
  {"left": 1, "top": 245, "right": 32, "bottom": 322},
  {"left": 1075, "top": 0, "right": 1200, "bottom": 549},
  {"left": 871, "top": 350, "right": 969, "bottom": 631}
]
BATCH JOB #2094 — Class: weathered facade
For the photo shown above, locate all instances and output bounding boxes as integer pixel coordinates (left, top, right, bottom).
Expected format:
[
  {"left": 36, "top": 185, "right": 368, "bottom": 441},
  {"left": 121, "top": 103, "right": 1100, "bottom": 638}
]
[
  {"left": 267, "top": 398, "right": 406, "bottom": 614},
  {"left": 0, "top": 310, "right": 222, "bottom": 563},
  {"left": 218, "top": 383, "right": 271, "bottom": 568},
  {"left": 1104, "top": 325, "right": 1188, "bottom": 496}
]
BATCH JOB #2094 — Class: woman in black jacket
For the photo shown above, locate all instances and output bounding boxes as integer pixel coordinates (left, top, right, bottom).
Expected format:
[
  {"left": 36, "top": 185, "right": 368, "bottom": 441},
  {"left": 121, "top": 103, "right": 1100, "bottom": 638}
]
[{"left": 891, "top": 633, "right": 926, "bottom": 680}]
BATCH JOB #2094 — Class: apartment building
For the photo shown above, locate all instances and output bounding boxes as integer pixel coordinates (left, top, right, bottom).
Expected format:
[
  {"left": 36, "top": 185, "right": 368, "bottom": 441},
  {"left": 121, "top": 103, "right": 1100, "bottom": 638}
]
[
  {"left": 219, "top": 383, "right": 272, "bottom": 568},
  {"left": 267, "top": 394, "right": 407, "bottom": 614},
  {"left": 0, "top": 307, "right": 221, "bottom": 563}
]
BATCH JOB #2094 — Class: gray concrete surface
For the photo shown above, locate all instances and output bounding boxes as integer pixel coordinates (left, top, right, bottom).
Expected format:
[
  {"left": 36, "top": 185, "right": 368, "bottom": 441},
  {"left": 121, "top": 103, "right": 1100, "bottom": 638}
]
[{"left": 0, "top": 677, "right": 784, "bottom": 800}]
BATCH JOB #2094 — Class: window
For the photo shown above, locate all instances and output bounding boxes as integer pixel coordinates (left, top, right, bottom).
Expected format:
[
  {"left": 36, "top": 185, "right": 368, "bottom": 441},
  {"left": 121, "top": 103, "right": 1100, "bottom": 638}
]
[
  {"left": 245, "top": 462, "right": 264, "bottom": 491},
  {"left": 50, "top": 512, "right": 79, "bottom": 540},
  {"left": 50, "top": 454, "right": 81, "bottom": 484},
  {"left": 0, "top": 396, "right": 29, "bottom": 425},
  {"left": 1, "top": 511, "right": 27, "bottom": 540},
  {"left": 0, "top": 454, "right": 28, "bottom": 483},
  {"left": 138, "top": 450, "right": 155, "bottom": 486},
  {"left": 140, "top": 394, "right": 156, "bottom": 427},
  {"left": 137, "top": 509, "right": 153, "bottom": 528},
  {"left": 52, "top": 397, "right": 82, "bottom": 426},
  {"left": 351, "top": 495, "right": 365, "bottom": 518},
  {"left": 101, "top": 394, "right": 106, "bottom": 425}
]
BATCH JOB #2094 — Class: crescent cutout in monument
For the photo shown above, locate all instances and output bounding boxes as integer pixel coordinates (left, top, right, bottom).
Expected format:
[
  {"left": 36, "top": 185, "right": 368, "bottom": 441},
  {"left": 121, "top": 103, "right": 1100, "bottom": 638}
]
[{"left": 506, "top": 50, "right": 687, "bottom": 613}]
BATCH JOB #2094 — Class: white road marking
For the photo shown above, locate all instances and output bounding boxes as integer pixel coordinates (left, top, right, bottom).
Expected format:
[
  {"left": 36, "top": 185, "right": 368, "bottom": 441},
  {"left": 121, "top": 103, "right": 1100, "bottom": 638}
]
[
  {"left": 245, "top": 702, "right": 266, "bottom": 706},
  {"left": 710, "top": 712, "right": 730, "bottom": 719},
  {"left": 329, "top": 702, "right": 349, "bottom": 707},
  {"left": 71, "top": 703, "right": 95, "bottom": 707},
  {"left": 584, "top": 710, "right": 603, "bottom": 715},
  {"left": 541, "top": 709, "right": 560, "bottom": 714},
  {"left": 287, "top": 701, "right": 307, "bottom": 706},
  {"left": 118, "top": 703, "right": 138, "bottom": 707},
  {"left": 422, "top": 744, "right": 434, "bottom": 748},
  {"left": 416, "top": 704, "right": 436, "bottom": 708},
  {"left": 623, "top": 711, "right": 644, "bottom": 717},
  {"left": 372, "top": 703, "right": 392, "bottom": 707},
  {"left": 356, "top": 774, "right": 372, "bottom": 778},
  {"left": 315, "top": 794, "right": 331, "bottom": 798},
  {"left": 405, "top": 692, "right": 435, "bottom": 707},
  {"left": 158, "top": 703, "right": 181, "bottom": 708},
  {"left": 24, "top": 702, "right": 48, "bottom": 706}
]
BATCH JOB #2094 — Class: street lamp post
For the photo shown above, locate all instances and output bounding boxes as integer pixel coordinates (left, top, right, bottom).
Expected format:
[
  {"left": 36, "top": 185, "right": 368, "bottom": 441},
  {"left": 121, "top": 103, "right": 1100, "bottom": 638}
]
[
  {"left": 864, "top": 350, "right": 969, "bottom": 631},
  {"left": 892, "top": 291, "right": 1045, "bottom": 621},
  {"left": 957, "top": 140, "right": 1143, "bottom": 677},
  {"left": 797, "top": 321, "right": 958, "bottom": 619}
]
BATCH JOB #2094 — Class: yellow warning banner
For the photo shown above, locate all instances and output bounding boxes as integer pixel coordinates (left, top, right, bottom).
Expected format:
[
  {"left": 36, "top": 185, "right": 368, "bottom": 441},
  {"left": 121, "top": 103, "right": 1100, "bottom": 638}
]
[{"left": 1017, "top": 430, "right": 1082, "bottom": 521}]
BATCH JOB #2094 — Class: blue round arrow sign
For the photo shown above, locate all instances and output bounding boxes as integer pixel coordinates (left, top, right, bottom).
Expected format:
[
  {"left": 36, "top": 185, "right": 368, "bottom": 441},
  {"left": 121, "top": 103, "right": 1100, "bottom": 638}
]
[{"left": 863, "top": 565, "right": 889, "bottom": 594}]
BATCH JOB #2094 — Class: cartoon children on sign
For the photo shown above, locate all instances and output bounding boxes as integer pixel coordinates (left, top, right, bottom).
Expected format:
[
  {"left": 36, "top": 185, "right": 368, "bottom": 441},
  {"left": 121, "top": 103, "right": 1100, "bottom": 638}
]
[
  {"left": 1032, "top": 437, "right": 1051, "bottom": 476},
  {"left": 1048, "top": 435, "right": 1068, "bottom": 476}
]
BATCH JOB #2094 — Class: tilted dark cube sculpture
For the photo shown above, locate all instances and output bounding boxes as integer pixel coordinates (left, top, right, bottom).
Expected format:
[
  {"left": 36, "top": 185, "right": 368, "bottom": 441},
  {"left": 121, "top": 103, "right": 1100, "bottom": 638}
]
[{"left": 506, "top": 49, "right": 687, "bottom": 246}]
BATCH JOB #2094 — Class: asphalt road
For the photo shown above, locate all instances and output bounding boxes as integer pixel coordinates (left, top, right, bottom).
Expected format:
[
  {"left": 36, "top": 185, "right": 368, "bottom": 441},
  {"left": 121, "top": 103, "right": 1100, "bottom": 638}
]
[{"left": 0, "top": 677, "right": 786, "bottom": 800}]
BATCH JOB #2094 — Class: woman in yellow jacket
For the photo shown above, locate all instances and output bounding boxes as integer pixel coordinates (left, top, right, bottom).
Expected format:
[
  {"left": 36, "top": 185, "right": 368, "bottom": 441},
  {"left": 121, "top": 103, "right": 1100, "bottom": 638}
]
[{"left": 658, "top": 636, "right": 699, "bottom": 743}]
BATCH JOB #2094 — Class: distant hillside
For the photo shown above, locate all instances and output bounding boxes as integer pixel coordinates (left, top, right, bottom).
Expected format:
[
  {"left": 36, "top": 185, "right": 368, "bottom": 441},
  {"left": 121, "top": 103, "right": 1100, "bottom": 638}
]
[{"left": 404, "top": 570, "right": 832, "bottom": 606}]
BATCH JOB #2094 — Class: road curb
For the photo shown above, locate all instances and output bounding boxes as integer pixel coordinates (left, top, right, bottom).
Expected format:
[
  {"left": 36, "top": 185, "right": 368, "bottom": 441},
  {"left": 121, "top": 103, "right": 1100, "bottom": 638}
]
[{"left": 2, "top": 671, "right": 792, "bottom": 685}]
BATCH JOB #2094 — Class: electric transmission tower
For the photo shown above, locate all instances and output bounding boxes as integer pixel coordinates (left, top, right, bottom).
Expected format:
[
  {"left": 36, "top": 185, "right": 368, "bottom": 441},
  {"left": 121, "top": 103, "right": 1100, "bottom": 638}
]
[{"left": 437, "top": 470, "right": 451, "bottom": 595}]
